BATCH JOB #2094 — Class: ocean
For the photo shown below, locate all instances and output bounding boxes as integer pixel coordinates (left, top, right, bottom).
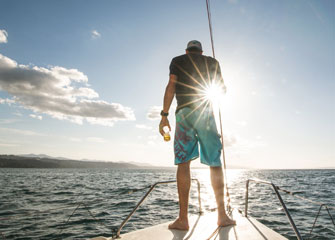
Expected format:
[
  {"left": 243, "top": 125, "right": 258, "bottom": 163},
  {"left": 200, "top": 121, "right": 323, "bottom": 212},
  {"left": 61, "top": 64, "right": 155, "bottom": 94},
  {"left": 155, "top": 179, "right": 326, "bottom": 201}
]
[{"left": 0, "top": 168, "right": 334, "bottom": 239}]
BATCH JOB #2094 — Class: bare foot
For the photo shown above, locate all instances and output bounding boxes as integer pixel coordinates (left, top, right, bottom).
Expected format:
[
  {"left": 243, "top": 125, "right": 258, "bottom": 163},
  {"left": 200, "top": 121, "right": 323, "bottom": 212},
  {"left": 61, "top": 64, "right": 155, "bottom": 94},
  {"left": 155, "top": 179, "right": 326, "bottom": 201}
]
[
  {"left": 217, "top": 215, "right": 236, "bottom": 227},
  {"left": 168, "top": 218, "right": 189, "bottom": 230}
]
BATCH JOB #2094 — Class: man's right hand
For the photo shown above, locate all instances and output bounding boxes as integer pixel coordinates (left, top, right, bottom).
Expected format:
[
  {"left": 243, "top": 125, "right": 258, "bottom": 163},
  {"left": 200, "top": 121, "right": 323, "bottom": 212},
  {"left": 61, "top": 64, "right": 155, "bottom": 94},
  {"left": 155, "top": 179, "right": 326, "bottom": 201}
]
[{"left": 159, "top": 117, "right": 171, "bottom": 136}]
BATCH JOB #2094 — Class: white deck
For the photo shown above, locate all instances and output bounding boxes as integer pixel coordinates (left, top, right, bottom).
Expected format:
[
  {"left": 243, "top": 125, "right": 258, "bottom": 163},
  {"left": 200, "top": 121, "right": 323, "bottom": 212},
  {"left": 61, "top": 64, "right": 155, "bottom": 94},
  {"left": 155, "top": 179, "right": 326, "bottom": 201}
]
[{"left": 92, "top": 209, "right": 287, "bottom": 240}]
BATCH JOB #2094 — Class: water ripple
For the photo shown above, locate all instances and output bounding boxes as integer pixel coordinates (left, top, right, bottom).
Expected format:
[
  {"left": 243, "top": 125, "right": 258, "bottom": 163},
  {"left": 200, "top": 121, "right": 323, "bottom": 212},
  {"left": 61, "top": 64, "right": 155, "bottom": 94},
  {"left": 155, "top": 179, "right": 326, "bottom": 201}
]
[{"left": 0, "top": 168, "right": 334, "bottom": 239}]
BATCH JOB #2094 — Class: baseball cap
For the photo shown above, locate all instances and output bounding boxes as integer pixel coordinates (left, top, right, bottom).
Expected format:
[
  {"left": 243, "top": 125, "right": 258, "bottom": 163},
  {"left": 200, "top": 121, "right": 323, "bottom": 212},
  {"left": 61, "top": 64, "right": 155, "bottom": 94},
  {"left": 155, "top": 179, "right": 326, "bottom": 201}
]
[{"left": 186, "top": 40, "right": 202, "bottom": 51}]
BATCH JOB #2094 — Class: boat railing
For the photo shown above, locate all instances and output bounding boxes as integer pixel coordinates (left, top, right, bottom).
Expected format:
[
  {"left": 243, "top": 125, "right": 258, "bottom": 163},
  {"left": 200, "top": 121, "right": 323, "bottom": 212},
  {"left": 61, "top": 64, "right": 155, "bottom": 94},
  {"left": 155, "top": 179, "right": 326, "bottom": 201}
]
[
  {"left": 114, "top": 178, "right": 202, "bottom": 238},
  {"left": 245, "top": 178, "right": 303, "bottom": 239},
  {"left": 245, "top": 178, "right": 335, "bottom": 240}
]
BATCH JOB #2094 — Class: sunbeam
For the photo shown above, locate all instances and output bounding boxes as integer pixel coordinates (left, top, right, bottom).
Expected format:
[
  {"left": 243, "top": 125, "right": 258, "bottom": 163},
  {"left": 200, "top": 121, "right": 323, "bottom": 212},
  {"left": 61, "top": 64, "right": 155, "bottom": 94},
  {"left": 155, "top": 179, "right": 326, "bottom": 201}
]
[
  {"left": 174, "top": 55, "right": 226, "bottom": 124},
  {"left": 204, "top": 81, "right": 224, "bottom": 104}
]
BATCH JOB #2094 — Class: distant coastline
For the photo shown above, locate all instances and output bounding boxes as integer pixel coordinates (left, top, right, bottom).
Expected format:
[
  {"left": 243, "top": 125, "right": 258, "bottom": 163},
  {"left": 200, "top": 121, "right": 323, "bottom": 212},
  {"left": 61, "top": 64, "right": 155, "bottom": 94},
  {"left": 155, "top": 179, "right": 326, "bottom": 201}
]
[
  {"left": 0, "top": 154, "right": 141, "bottom": 169},
  {"left": 0, "top": 154, "right": 333, "bottom": 169}
]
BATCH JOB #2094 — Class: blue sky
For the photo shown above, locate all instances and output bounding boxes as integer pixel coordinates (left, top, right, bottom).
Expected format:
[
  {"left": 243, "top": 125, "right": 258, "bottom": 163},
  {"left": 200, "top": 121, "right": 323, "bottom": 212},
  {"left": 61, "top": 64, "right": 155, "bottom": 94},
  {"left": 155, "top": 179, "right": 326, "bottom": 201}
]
[{"left": 0, "top": 0, "right": 334, "bottom": 168}]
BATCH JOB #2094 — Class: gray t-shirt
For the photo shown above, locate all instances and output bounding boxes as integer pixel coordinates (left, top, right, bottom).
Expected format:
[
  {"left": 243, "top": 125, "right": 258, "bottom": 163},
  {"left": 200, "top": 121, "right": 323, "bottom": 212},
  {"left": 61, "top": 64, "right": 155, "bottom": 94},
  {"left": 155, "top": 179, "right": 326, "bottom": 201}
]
[{"left": 169, "top": 53, "right": 224, "bottom": 112}]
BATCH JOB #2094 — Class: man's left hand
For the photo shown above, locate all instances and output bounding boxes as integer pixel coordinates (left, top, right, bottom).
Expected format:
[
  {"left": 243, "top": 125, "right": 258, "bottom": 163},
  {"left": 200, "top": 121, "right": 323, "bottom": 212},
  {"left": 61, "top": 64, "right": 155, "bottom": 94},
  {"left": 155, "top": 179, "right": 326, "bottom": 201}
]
[{"left": 159, "top": 117, "right": 171, "bottom": 136}]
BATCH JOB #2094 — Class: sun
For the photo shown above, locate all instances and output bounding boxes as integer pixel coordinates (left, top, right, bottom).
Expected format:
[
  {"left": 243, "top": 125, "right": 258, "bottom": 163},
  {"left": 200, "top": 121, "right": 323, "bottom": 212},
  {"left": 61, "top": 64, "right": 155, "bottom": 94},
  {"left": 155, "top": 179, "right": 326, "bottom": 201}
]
[{"left": 204, "top": 82, "right": 225, "bottom": 104}]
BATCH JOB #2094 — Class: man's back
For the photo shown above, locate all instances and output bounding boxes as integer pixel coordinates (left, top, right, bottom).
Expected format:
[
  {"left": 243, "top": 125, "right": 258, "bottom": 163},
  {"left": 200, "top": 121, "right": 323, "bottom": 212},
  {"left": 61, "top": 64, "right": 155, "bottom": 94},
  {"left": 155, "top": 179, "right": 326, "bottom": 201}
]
[
  {"left": 160, "top": 40, "right": 236, "bottom": 231},
  {"left": 169, "top": 53, "right": 223, "bottom": 111}
]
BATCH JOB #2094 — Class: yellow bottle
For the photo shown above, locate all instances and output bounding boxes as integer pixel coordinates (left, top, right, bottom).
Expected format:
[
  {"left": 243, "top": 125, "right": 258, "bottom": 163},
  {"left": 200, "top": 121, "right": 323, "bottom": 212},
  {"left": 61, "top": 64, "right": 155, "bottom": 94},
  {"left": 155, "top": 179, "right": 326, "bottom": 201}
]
[
  {"left": 163, "top": 126, "right": 171, "bottom": 142},
  {"left": 164, "top": 132, "right": 171, "bottom": 142}
]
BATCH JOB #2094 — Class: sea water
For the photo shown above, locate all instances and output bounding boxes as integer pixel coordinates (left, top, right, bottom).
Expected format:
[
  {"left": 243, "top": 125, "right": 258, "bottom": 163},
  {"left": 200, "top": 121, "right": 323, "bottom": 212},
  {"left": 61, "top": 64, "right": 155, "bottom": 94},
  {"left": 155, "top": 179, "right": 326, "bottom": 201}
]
[{"left": 0, "top": 168, "right": 334, "bottom": 239}]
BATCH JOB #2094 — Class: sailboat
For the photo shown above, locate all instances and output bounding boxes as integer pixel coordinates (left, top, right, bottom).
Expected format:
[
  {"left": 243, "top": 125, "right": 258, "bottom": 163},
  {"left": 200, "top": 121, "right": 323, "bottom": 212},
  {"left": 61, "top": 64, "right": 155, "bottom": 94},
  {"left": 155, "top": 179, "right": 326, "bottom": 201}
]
[{"left": 89, "top": 1, "right": 333, "bottom": 239}]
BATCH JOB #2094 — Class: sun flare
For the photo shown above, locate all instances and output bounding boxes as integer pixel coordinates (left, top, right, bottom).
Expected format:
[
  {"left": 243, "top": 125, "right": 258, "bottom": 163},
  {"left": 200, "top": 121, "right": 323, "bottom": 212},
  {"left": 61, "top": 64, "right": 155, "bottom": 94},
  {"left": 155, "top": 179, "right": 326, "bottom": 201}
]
[{"left": 204, "top": 82, "right": 225, "bottom": 104}]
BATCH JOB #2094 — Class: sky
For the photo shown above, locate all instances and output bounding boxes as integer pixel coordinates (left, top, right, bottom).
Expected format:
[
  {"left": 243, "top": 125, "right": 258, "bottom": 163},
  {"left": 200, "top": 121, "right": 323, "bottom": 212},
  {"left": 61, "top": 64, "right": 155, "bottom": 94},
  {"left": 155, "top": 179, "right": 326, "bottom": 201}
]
[{"left": 0, "top": 0, "right": 334, "bottom": 169}]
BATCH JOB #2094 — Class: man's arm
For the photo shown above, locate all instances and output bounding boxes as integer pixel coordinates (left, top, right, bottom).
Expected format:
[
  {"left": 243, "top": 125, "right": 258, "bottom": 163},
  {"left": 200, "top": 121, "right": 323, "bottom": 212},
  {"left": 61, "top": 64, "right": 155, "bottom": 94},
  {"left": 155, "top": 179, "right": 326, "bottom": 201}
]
[{"left": 159, "top": 74, "right": 177, "bottom": 136}]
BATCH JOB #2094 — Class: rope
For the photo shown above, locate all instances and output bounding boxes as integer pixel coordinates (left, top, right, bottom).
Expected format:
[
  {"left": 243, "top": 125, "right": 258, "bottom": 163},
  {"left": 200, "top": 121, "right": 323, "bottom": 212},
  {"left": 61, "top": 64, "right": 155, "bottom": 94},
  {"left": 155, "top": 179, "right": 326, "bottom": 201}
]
[
  {"left": 276, "top": 186, "right": 335, "bottom": 210},
  {"left": 274, "top": 186, "right": 335, "bottom": 237},
  {"left": 206, "top": 0, "right": 216, "bottom": 58},
  {"left": 219, "top": 109, "right": 232, "bottom": 214},
  {"left": 206, "top": 226, "right": 221, "bottom": 240},
  {"left": 308, "top": 204, "right": 335, "bottom": 238},
  {"left": 205, "top": 0, "right": 232, "bottom": 214},
  {"left": 56, "top": 201, "right": 109, "bottom": 238}
]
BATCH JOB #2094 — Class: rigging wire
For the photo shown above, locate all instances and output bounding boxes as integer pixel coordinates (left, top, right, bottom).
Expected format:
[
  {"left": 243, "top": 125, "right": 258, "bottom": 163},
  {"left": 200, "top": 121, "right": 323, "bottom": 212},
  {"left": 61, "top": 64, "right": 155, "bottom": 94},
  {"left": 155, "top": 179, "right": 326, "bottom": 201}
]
[
  {"left": 205, "top": 0, "right": 232, "bottom": 214},
  {"left": 206, "top": 0, "right": 216, "bottom": 59}
]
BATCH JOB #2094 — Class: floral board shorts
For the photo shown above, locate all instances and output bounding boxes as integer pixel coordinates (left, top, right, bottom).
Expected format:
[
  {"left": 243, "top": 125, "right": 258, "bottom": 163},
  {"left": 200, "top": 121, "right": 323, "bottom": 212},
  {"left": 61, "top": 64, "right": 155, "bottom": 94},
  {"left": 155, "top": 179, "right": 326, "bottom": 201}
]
[{"left": 174, "top": 107, "right": 222, "bottom": 167}]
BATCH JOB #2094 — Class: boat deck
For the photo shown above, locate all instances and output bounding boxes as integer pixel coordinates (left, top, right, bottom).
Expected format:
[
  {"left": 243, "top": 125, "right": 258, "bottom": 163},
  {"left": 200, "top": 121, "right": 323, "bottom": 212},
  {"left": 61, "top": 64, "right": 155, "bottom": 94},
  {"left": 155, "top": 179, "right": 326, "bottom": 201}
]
[{"left": 92, "top": 209, "right": 287, "bottom": 240}]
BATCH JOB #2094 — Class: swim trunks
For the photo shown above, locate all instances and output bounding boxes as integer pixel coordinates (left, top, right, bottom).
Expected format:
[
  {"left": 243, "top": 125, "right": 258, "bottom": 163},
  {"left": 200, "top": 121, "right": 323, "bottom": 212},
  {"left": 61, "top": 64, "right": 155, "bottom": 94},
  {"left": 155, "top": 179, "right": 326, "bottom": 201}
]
[{"left": 174, "top": 107, "right": 222, "bottom": 166}]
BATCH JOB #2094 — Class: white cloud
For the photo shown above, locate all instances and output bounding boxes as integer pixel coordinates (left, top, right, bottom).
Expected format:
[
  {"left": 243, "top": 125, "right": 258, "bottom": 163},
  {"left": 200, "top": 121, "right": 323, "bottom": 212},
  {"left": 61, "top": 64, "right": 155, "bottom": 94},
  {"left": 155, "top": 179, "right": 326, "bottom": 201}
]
[
  {"left": 91, "top": 30, "right": 101, "bottom": 39},
  {"left": 0, "top": 127, "right": 44, "bottom": 136},
  {"left": 29, "top": 114, "right": 43, "bottom": 120},
  {"left": 0, "top": 54, "right": 16, "bottom": 68},
  {"left": 86, "top": 116, "right": 116, "bottom": 127},
  {"left": 0, "top": 53, "right": 135, "bottom": 126},
  {"left": 147, "top": 106, "right": 161, "bottom": 120},
  {"left": 136, "top": 124, "right": 152, "bottom": 130},
  {"left": 0, "top": 97, "right": 15, "bottom": 105},
  {"left": 0, "top": 30, "right": 8, "bottom": 43},
  {"left": 147, "top": 105, "right": 176, "bottom": 120},
  {"left": 222, "top": 134, "right": 237, "bottom": 147},
  {"left": 51, "top": 66, "right": 88, "bottom": 84}
]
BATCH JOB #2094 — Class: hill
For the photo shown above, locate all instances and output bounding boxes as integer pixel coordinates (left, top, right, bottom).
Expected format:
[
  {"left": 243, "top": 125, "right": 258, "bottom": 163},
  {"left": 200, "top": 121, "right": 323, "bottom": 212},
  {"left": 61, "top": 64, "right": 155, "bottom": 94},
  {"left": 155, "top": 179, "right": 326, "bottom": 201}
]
[{"left": 0, "top": 154, "right": 140, "bottom": 169}]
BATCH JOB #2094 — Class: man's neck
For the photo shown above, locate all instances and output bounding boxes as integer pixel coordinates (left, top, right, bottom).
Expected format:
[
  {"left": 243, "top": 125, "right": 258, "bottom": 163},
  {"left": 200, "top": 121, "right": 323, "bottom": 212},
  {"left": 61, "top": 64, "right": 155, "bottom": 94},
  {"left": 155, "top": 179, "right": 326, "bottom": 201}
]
[{"left": 187, "top": 52, "right": 202, "bottom": 55}]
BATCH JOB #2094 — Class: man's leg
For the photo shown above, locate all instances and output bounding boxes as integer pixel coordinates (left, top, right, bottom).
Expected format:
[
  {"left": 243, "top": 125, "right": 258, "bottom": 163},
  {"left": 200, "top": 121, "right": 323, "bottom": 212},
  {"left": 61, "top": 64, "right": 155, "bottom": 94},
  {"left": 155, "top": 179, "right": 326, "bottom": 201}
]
[
  {"left": 168, "top": 161, "right": 191, "bottom": 230},
  {"left": 210, "top": 166, "right": 236, "bottom": 226}
]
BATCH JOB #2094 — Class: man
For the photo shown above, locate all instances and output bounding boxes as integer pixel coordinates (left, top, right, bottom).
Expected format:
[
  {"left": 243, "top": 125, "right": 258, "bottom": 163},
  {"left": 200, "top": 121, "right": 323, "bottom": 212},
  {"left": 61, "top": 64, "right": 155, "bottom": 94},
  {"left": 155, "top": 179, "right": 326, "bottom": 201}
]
[{"left": 159, "top": 40, "right": 236, "bottom": 230}]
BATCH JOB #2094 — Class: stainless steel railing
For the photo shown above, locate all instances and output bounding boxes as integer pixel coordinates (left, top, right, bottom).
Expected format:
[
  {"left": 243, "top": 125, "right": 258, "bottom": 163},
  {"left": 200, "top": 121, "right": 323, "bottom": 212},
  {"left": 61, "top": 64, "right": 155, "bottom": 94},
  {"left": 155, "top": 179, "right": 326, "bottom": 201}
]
[
  {"left": 114, "top": 178, "right": 202, "bottom": 238},
  {"left": 245, "top": 178, "right": 303, "bottom": 240}
]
